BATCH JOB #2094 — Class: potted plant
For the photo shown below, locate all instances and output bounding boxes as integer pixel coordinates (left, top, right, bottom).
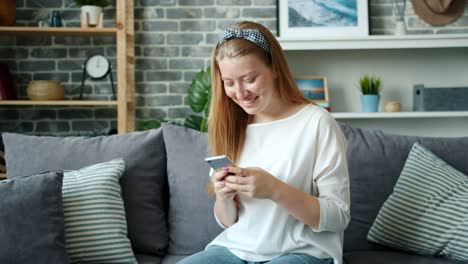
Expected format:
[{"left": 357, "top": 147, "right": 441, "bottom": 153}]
[
  {"left": 184, "top": 67, "right": 211, "bottom": 132},
  {"left": 136, "top": 67, "right": 212, "bottom": 132},
  {"left": 75, "top": 0, "right": 110, "bottom": 27},
  {"left": 359, "top": 74, "right": 382, "bottom": 112}
]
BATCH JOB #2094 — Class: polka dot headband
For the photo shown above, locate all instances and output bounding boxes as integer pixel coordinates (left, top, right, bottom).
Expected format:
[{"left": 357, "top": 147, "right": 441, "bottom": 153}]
[{"left": 218, "top": 28, "right": 271, "bottom": 53}]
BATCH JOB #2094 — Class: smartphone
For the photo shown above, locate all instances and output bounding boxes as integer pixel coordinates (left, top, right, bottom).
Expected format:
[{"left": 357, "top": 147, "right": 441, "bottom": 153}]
[{"left": 204, "top": 155, "right": 234, "bottom": 171}]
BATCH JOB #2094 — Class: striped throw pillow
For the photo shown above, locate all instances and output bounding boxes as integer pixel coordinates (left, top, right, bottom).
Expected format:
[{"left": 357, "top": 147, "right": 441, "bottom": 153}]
[
  {"left": 63, "top": 159, "right": 136, "bottom": 263},
  {"left": 367, "top": 143, "right": 468, "bottom": 262}
]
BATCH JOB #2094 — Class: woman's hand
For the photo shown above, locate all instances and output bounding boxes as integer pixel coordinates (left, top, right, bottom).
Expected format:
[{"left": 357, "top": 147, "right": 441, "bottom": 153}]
[
  {"left": 212, "top": 167, "right": 237, "bottom": 201},
  {"left": 223, "top": 166, "right": 280, "bottom": 199},
  {"left": 223, "top": 166, "right": 321, "bottom": 228},
  {"left": 213, "top": 167, "right": 239, "bottom": 227}
]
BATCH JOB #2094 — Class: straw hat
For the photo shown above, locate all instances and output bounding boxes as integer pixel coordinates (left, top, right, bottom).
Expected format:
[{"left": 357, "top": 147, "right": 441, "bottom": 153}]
[{"left": 412, "top": 0, "right": 466, "bottom": 26}]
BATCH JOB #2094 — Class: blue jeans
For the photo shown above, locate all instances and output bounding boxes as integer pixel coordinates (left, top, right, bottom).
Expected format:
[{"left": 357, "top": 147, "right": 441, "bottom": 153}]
[{"left": 177, "top": 246, "right": 333, "bottom": 264}]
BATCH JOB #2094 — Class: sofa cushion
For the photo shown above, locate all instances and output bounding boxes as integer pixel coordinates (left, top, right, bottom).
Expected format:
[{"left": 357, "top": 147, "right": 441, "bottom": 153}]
[
  {"left": 135, "top": 254, "right": 162, "bottom": 264},
  {"left": 2, "top": 129, "right": 168, "bottom": 256},
  {"left": 338, "top": 123, "right": 468, "bottom": 253},
  {"left": 344, "top": 251, "right": 456, "bottom": 264},
  {"left": 162, "top": 254, "right": 189, "bottom": 264},
  {"left": 63, "top": 159, "right": 136, "bottom": 263},
  {"left": 0, "top": 171, "right": 69, "bottom": 264},
  {"left": 367, "top": 143, "right": 467, "bottom": 262},
  {"left": 162, "top": 124, "right": 223, "bottom": 254}
]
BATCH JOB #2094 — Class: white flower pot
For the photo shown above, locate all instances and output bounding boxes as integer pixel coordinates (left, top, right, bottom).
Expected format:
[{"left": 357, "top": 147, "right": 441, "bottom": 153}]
[
  {"left": 394, "top": 20, "right": 407, "bottom": 35},
  {"left": 81, "top": 5, "right": 102, "bottom": 27}
]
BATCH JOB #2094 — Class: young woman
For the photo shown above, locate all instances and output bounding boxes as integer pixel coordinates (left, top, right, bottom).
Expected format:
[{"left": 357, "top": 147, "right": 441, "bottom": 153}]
[{"left": 178, "top": 21, "right": 350, "bottom": 264}]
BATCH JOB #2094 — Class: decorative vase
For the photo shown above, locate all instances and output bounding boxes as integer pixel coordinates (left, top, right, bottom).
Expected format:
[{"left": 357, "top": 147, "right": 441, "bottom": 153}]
[
  {"left": 384, "top": 101, "right": 401, "bottom": 112},
  {"left": 0, "top": 0, "right": 16, "bottom": 26},
  {"left": 394, "top": 20, "right": 407, "bottom": 35},
  {"left": 27, "top": 80, "right": 64, "bottom": 100},
  {"left": 81, "top": 5, "right": 103, "bottom": 27},
  {"left": 361, "top": 94, "right": 380, "bottom": 112},
  {"left": 51, "top": 11, "right": 63, "bottom": 27}
]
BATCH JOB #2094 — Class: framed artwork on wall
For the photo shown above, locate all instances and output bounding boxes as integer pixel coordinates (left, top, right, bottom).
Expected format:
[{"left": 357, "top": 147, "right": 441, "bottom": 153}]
[
  {"left": 278, "top": 0, "right": 369, "bottom": 39},
  {"left": 295, "top": 76, "right": 330, "bottom": 110}
]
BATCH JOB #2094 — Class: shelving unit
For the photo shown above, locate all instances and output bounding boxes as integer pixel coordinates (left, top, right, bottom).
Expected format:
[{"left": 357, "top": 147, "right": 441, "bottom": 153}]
[
  {"left": 0, "top": 0, "right": 135, "bottom": 134},
  {"left": 278, "top": 34, "right": 468, "bottom": 50},
  {"left": 0, "top": 27, "right": 117, "bottom": 36},
  {"left": 332, "top": 111, "right": 468, "bottom": 119},
  {"left": 0, "top": 100, "right": 118, "bottom": 106},
  {"left": 279, "top": 34, "right": 468, "bottom": 137}
]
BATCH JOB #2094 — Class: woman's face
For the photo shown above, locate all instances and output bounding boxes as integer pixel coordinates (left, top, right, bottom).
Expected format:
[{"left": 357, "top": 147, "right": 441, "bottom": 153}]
[{"left": 218, "top": 54, "right": 278, "bottom": 117}]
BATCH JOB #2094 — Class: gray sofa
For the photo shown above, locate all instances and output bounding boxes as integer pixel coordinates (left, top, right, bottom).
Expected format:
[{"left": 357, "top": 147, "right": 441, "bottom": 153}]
[{"left": 2, "top": 123, "right": 465, "bottom": 264}]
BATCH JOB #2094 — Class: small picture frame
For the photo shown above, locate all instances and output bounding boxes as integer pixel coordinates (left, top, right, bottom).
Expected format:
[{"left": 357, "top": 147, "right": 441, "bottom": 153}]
[{"left": 295, "top": 76, "right": 329, "bottom": 108}]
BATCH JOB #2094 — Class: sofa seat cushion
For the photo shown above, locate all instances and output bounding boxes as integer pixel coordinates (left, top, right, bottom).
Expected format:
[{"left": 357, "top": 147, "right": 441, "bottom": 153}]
[
  {"left": 2, "top": 129, "right": 168, "bottom": 256},
  {"left": 367, "top": 143, "right": 468, "bottom": 262},
  {"left": 161, "top": 254, "right": 190, "bottom": 264},
  {"left": 135, "top": 254, "right": 162, "bottom": 264},
  {"left": 344, "top": 251, "right": 456, "bottom": 264},
  {"left": 338, "top": 123, "right": 468, "bottom": 253},
  {"left": 0, "top": 171, "right": 69, "bottom": 264},
  {"left": 162, "top": 124, "right": 223, "bottom": 254}
]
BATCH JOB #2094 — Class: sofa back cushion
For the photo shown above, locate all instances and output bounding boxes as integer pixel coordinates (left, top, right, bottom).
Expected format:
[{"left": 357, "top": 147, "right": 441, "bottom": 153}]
[
  {"left": 339, "top": 123, "right": 468, "bottom": 252},
  {"left": 367, "top": 143, "right": 468, "bottom": 262},
  {"left": 2, "top": 129, "right": 168, "bottom": 256},
  {"left": 0, "top": 171, "right": 69, "bottom": 264},
  {"left": 63, "top": 159, "right": 136, "bottom": 263},
  {"left": 162, "top": 124, "right": 223, "bottom": 255}
]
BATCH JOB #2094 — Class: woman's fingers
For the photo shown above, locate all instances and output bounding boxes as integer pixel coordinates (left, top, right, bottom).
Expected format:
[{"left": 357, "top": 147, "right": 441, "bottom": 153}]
[
  {"left": 222, "top": 167, "right": 278, "bottom": 199},
  {"left": 212, "top": 169, "right": 228, "bottom": 182},
  {"left": 224, "top": 182, "right": 251, "bottom": 192},
  {"left": 213, "top": 165, "right": 244, "bottom": 183},
  {"left": 224, "top": 175, "right": 249, "bottom": 185},
  {"left": 219, "top": 188, "right": 236, "bottom": 195},
  {"left": 225, "top": 166, "right": 247, "bottom": 176},
  {"left": 215, "top": 181, "right": 236, "bottom": 193},
  {"left": 214, "top": 181, "right": 225, "bottom": 190}
]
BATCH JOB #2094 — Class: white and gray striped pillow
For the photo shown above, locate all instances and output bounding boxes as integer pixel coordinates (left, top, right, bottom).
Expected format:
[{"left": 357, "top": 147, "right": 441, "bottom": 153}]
[
  {"left": 63, "top": 158, "right": 136, "bottom": 263},
  {"left": 367, "top": 143, "right": 467, "bottom": 262}
]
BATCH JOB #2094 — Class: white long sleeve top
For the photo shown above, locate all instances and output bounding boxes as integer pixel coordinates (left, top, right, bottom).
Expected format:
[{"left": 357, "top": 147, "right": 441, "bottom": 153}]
[{"left": 207, "top": 104, "right": 350, "bottom": 264}]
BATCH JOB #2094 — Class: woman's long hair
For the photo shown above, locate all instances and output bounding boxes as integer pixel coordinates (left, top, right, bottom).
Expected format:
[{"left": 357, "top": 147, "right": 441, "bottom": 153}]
[{"left": 208, "top": 21, "right": 309, "bottom": 194}]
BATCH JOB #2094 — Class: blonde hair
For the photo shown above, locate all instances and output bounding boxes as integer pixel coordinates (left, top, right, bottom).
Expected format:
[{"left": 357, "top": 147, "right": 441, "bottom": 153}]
[{"left": 208, "top": 21, "right": 309, "bottom": 194}]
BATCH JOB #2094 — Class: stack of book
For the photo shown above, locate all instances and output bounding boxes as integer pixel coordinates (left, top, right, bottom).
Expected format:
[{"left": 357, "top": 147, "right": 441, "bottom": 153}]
[{"left": 0, "top": 63, "right": 16, "bottom": 100}]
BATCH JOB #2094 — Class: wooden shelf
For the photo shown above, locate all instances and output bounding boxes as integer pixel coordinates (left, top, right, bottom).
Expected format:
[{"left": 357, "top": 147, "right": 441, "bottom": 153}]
[
  {"left": 332, "top": 111, "right": 468, "bottom": 119},
  {"left": 0, "top": 0, "right": 134, "bottom": 133},
  {"left": 278, "top": 34, "right": 468, "bottom": 50},
  {"left": 0, "top": 26, "right": 117, "bottom": 36},
  {"left": 0, "top": 100, "right": 117, "bottom": 106},
  {"left": 0, "top": 173, "right": 6, "bottom": 179}
]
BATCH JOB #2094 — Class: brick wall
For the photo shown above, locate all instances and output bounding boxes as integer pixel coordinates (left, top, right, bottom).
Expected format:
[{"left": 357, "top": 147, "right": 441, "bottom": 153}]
[{"left": 1, "top": 0, "right": 467, "bottom": 136}]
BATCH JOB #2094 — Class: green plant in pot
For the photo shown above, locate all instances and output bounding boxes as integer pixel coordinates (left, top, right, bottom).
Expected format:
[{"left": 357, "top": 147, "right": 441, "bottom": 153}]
[
  {"left": 184, "top": 67, "right": 211, "bottom": 132},
  {"left": 137, "top": 67, "right": 212, "bottom": 132},
  {"left": 359, "top": 74, "right": 382, "bottom": 112},
  {"left": 75, "top": 0, "right": 110, "bottom": 27}
]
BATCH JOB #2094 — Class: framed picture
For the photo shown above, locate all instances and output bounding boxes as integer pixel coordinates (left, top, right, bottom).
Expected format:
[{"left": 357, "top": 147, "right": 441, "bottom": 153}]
[
  {"left": 295, "top": 76, "right": 329, "bottom": 108},
  {"left": 278, "top": 0, "right": 369, "bottom": 39}
]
